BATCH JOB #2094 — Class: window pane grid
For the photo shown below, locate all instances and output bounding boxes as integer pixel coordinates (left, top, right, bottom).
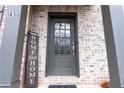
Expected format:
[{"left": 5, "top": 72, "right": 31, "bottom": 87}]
[{"left": 54, "top": 22, "right": 71, "bottom": 55}]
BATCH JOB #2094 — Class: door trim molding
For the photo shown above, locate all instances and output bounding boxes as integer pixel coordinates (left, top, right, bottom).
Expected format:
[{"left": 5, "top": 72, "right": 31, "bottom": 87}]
[{"left": 45, "top": 12, "right": 80, "bottom": 77}]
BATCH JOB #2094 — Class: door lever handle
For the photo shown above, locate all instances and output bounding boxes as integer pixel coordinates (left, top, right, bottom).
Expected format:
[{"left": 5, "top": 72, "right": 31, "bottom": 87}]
[
  {"left": 72, "top": 45, "right": 75, "bottom": 55},
  {"left": 72, "top": 45, "right": 75, "bottom": 50},
  {"left": 72, "top": 41, "right": 75, "bottom": 55}
]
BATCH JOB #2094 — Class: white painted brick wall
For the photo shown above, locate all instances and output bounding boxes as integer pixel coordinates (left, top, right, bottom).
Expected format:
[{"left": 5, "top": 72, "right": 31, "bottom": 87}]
[{"left": 20, "top": 5, "right": 110, "bottom": 88}]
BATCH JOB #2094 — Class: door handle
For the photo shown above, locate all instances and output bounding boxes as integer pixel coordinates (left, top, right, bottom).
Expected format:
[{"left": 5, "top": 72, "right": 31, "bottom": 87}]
[
  {"left": 72, "top": 41, "right": 75, "bottom": 55},
  {"left": 72, "top": 45, "right": 75, "bottom": 50}
]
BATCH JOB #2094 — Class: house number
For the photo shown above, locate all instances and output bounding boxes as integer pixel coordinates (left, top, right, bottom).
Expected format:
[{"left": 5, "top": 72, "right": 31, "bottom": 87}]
[{"left": 8, "top": 12, "right": 20, "bottom": 17}]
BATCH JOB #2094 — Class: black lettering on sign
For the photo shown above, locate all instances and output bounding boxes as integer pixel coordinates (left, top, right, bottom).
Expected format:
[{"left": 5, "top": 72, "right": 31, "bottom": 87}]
[{"left": 25, "top": 31, "right": 38, "bottom": 88}]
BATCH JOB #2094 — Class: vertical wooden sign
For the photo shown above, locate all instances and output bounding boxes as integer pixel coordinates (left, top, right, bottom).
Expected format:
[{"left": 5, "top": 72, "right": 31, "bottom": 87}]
[{"left": 25, "top": 31, "right": 38, "bottom": 88}]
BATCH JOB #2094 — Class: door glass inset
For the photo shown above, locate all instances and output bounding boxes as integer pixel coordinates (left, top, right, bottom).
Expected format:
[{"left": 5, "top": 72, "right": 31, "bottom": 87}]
[
  {"left": 54, "top": 22, "right": 71, "bottom": 55},
  {"left": 66, "top": 30, "right": 70, "bottom": 37},
  {"left": 55, "top": 30, "right": 59, "bottom": 37},
  {"left": 60, "top": 23, "right": 65, "bottom": 29},
  {"left": 55, "top": 23, "right": 60, "bottom": 29},
  {"left": 65, "top": 23, "right": 70, "bottom": 29},
  {"left": 60, "top": 30, "right": 65, "bottom": 37}
]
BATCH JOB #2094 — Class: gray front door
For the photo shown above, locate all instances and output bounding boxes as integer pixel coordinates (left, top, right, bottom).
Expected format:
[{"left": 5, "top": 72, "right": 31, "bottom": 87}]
[{"left": 47, "top": 18, "right": 77, "bottom": 76}]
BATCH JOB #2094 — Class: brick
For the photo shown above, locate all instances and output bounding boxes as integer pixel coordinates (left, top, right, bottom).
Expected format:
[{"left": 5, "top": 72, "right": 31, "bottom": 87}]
[{"left": 0, "top": 5, "right": 110, "bottom": 88}]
